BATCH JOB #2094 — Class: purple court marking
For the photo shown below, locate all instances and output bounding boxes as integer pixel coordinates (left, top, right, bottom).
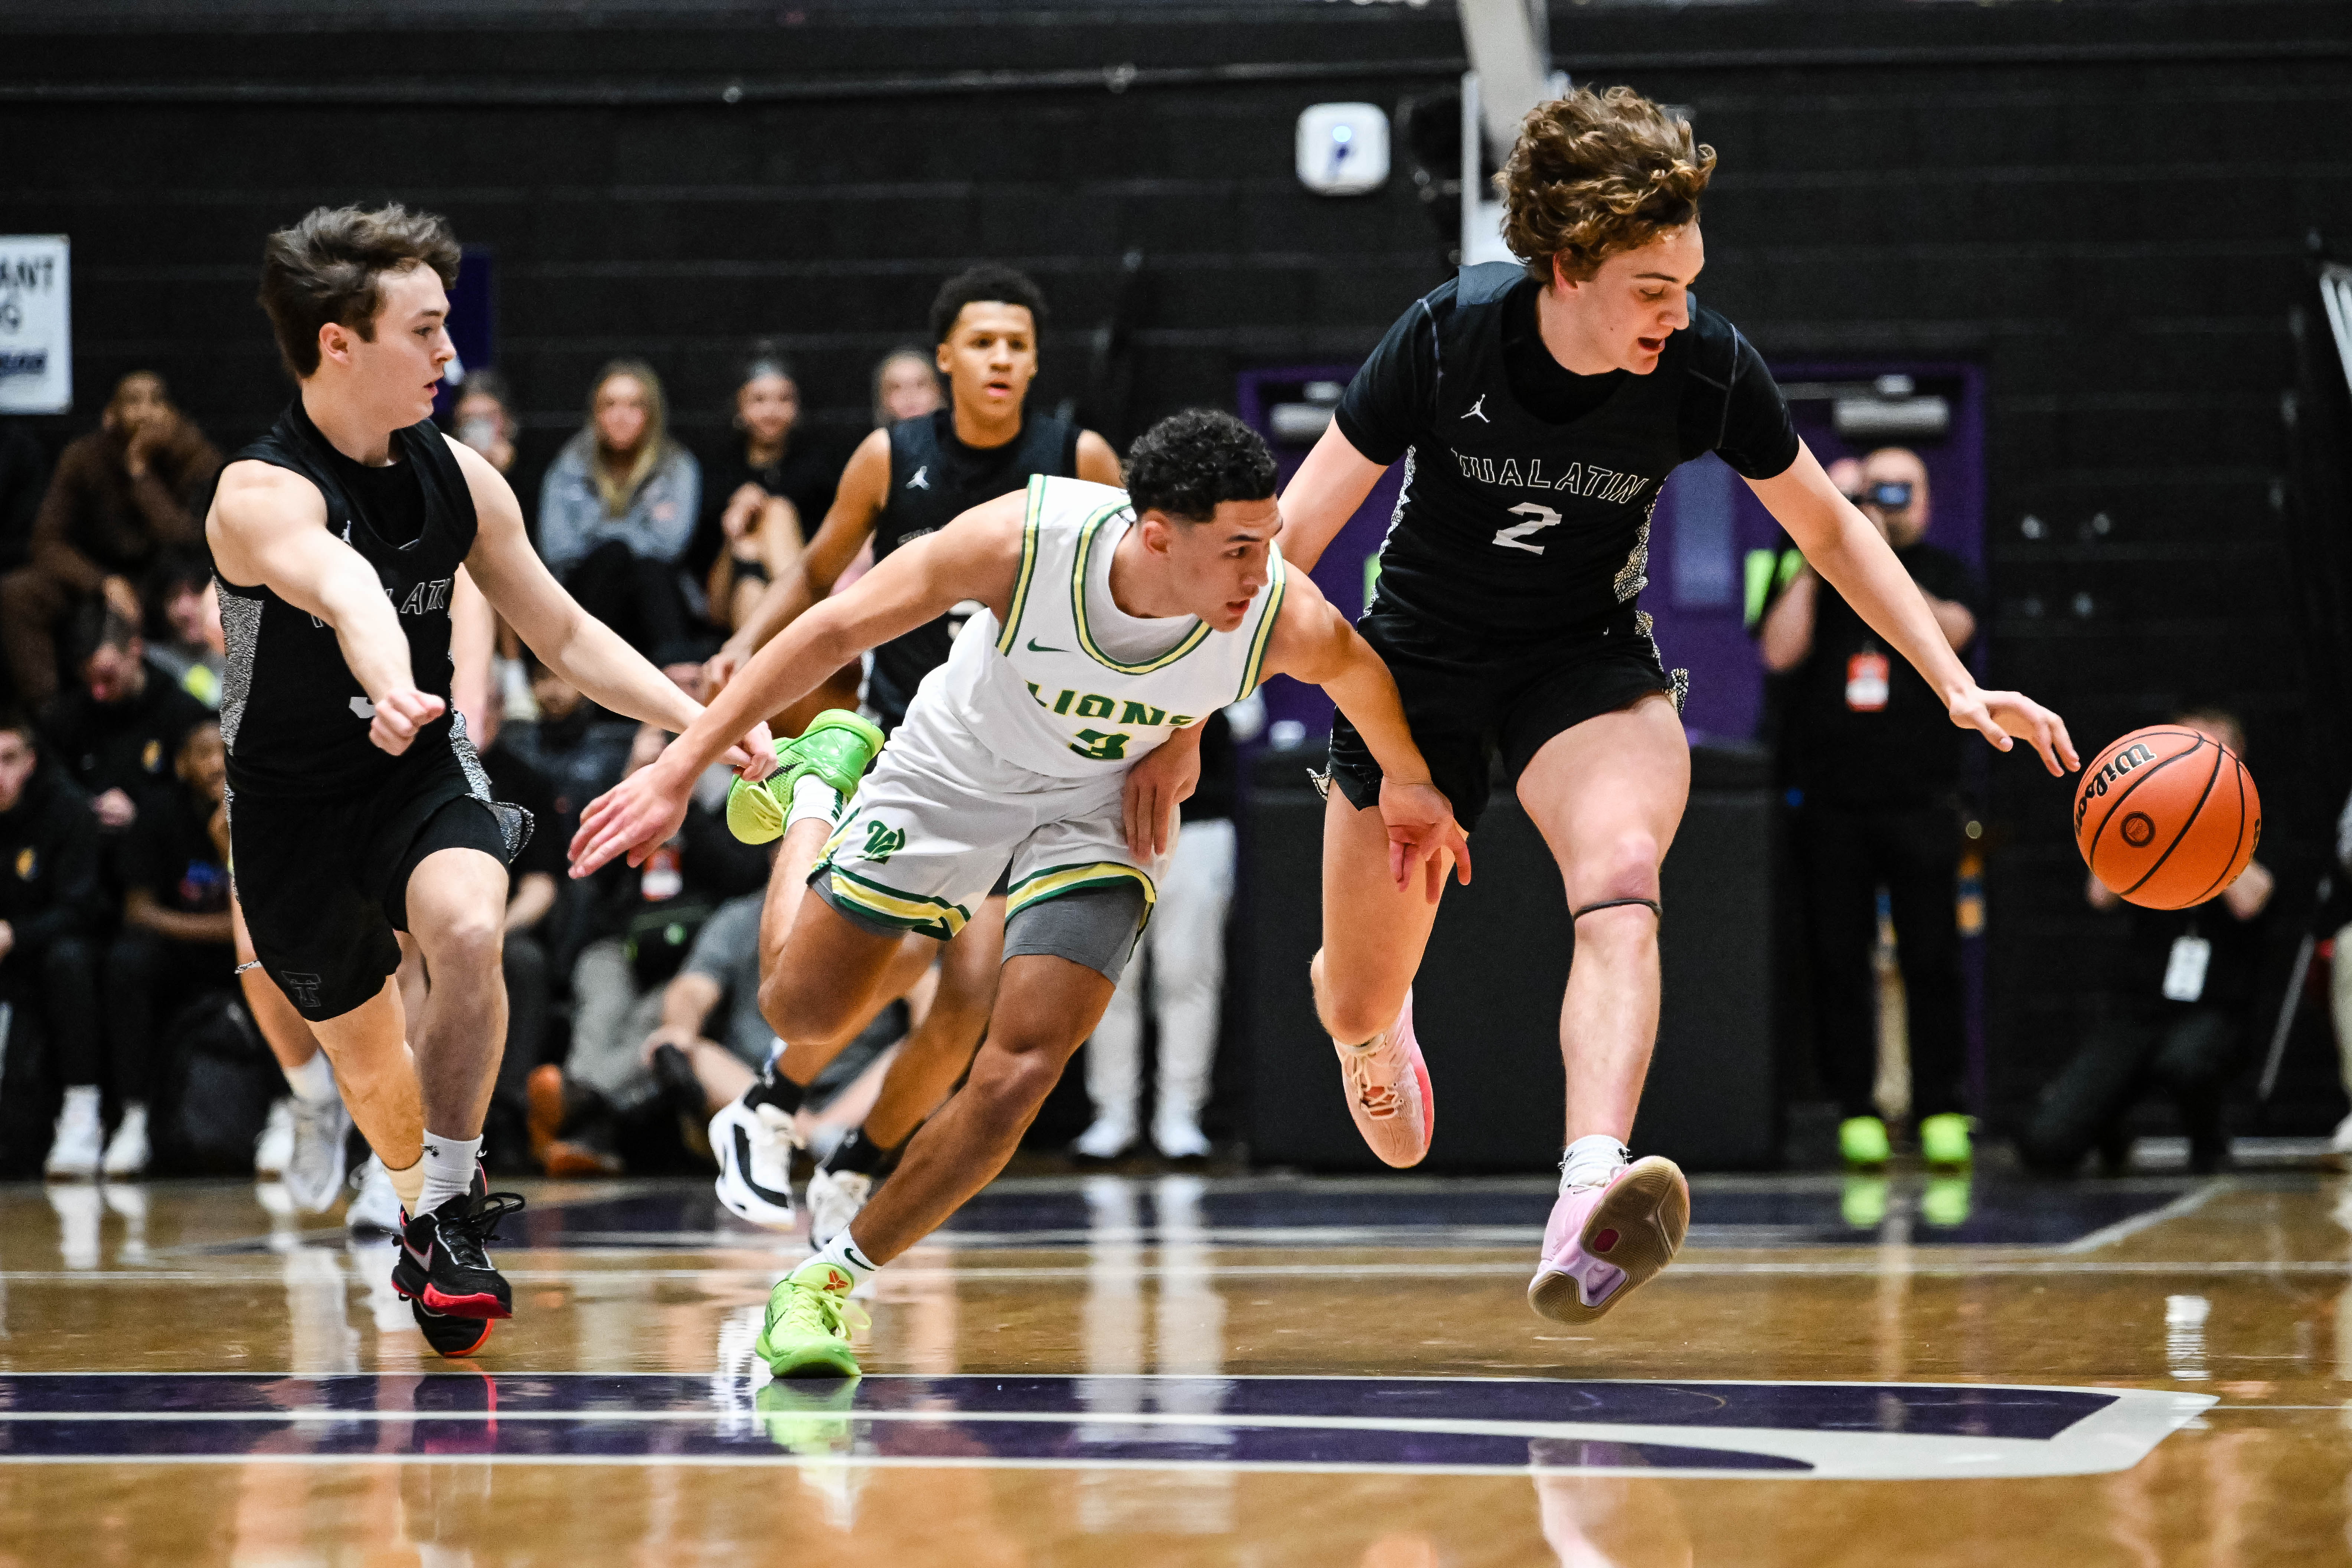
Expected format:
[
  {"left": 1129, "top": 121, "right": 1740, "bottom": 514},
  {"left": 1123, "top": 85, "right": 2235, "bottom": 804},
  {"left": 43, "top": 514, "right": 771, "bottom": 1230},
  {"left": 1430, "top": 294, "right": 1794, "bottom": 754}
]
[
  {"left": 0, "top": 1373, "right": 2110, "bottom": 1439},
  {"left": 192, "top": 1178, "right": 2181, "bottom": 1256},
  {"left": 0, "top": 1375, "right": 2209, "bottom": 1477}
]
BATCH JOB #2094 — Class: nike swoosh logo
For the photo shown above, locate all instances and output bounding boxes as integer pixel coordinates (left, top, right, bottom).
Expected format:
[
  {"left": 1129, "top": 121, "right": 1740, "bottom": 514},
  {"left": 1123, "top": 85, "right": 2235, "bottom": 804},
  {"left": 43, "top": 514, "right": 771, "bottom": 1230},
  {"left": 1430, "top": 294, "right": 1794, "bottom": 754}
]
[
  {"left": 732, "top": 1125, "right": 797, "bottom": 1210},
  {"left": 1026, "top": 638, "right": 1065, "bottom": 653}
]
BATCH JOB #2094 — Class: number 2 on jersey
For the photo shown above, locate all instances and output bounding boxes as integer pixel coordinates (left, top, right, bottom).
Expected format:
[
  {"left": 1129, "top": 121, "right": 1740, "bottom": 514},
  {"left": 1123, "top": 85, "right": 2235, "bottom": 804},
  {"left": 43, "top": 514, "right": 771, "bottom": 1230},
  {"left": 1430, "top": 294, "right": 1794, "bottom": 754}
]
[{"left": 1492, "top": 501, "right": 1562, "bottom": 555}]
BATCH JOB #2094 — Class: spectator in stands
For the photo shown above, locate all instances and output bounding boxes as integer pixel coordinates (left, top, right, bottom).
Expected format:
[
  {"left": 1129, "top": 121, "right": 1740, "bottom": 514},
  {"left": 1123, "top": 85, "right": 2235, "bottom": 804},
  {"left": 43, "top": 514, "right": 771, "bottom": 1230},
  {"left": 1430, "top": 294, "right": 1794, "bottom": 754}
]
[
  {"left": 141, "top": 550, "right": 224, "bottom": 709},
  {"left": 530, "top": 725, "right": 767, "bottom": 1173},
  {"left": 2, "top": 373, "right": 220, "bottom": 710},
  {"left": 97, "top": 717, "right": 234, "bottom": 1177},
  {"left": 45, "top": 601, "right": 211, "bottom": 837},
  {"left": 1760, "top": 446, "right": 1984, "bottom": 1171},
  {"left": 491, "top": 653, "right": 637, "bottom": 851},
  {"left": 537, "top": 359, "right": 702, "bottom": 662},
  {"left": 450, "top": 369, "right": 519, "bottom": 477},
  {"left": 1075, "top": 695, "right": 1260, "bottom": 1161},
  {"left": 872, "top": 345, "right": 945, "bottom": 427},
  {"left": 624, "top": 889, "right": 778, "bottom": 1149},
  {"left": 2022, "top": 708, "right": 2273, "bottom": 1176},
  {"left": 0, "top": 418, "right": 48, "bottom": 581},
  {"left": 478, "top": 733, "right": 565, "bottom": 1172},
  {"left": 697, "top": 348, "right": 826, "bottom": 635},
  {"left": 0, "top": 712, "right": 105, "bottom": 1179}
]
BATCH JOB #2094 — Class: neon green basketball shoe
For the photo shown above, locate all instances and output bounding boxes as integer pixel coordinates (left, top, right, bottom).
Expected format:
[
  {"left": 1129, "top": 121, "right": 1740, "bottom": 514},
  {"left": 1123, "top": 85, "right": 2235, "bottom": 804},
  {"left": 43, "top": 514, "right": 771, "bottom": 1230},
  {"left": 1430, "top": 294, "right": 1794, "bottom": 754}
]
[
  {"left": 754, "top": 1258, "right": 869, "bottom": 1379},
  {"left": 725, "top": 709, "right": 886, "bottom": 845},
  {"left": 1838, "top": 1115, "right": 1891, "bottom": 1170},
  {"left": 1919, "top": 1113, "right": 1974, "bottom": 1170}
]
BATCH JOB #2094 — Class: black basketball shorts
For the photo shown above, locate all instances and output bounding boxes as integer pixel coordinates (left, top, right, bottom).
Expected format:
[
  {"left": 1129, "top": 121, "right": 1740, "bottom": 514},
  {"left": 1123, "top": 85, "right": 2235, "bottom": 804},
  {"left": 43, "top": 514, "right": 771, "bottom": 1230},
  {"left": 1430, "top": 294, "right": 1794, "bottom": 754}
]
[
  {"left": 228, "top": 742, "right": 527, "bottom": 1022},
  {"left": 1326, "top": 601, "right": 1685, "bottom": 833}
]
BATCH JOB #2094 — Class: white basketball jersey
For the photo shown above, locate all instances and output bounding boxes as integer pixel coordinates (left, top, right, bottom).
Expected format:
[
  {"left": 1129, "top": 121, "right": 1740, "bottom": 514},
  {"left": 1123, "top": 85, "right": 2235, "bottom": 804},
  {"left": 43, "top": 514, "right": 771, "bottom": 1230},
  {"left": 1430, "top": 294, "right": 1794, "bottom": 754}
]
[{"left": 918, "top": 474, "right": 1286, "bottom": 781}]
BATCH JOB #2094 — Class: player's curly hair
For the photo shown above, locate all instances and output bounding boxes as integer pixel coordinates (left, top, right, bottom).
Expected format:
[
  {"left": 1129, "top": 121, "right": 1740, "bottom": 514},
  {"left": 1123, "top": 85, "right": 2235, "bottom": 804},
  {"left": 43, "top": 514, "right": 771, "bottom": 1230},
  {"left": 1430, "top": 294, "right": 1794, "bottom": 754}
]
[
  {"left": 1497, "top": 86, "right": 1716, "bottom": 286},
  {"left": 258, "top": 203, "right": 461, "bottom": 380},
  {"left": 929, "top": 264, "right": 1049, "bottom": 346},
  {"left": 1124, "top": 409, "right": 1277, "bottom": 522}
]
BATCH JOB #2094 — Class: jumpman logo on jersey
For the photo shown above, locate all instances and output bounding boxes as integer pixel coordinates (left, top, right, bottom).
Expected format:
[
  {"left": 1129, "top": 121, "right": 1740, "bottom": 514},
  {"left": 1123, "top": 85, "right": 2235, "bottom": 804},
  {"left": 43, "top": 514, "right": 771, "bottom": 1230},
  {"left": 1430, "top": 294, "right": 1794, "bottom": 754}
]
[
  {"left": 907, "top": 466, "right": 930, "bottom": 490},
  {"left": 1463, "top": 396, "right": 1490, "bottom": 424}
]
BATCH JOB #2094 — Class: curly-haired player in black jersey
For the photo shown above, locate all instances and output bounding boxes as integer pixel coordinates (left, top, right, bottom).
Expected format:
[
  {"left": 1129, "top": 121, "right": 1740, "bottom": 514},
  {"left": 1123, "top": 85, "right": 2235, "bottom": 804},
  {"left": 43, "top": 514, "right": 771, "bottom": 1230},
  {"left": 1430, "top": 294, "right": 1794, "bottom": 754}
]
[
  {"left": 1134, "top": 86, "right": 2078, "bottom": 1329},
  {"left": 206, "top": 204, "right": 772, "bottom": 1355}
]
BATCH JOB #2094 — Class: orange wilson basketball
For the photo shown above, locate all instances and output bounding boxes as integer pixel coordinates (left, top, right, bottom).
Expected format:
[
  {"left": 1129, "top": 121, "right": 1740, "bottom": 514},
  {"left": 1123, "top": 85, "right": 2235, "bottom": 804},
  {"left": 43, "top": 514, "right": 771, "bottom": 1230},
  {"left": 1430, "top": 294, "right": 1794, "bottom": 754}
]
[{"left": 2073, "top": 726, "right": 2260, "bottom": 909}]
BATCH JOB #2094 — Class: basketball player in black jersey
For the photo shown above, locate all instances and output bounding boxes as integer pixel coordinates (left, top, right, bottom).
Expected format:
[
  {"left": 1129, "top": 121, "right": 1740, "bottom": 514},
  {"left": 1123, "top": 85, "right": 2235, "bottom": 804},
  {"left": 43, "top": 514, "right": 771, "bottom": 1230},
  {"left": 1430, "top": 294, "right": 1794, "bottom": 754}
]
[
  {"left": 1138, "top": 87, "right": 2077, "bottom": 1328},
  {"left": 702, "top": 266, "right": 1121, "bottom": 1242},
  {"left": 207, "top": 204, "right": 771, "bottom": 1354}
]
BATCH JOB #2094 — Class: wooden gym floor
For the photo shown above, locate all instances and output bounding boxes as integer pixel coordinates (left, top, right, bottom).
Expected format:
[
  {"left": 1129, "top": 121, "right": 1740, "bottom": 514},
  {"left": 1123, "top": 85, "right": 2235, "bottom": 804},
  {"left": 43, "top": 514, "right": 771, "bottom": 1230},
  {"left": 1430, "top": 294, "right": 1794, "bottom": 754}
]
[{"left": 0, "top": 1167, "right": 2345, "bottom": 1565}]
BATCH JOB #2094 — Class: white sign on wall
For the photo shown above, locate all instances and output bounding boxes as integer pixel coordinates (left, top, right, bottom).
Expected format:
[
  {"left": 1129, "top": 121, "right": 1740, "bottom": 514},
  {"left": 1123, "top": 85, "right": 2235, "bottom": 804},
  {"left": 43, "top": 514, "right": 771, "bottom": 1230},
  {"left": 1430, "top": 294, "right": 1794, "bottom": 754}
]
[{"left": 0, "top": 236, "right": 72, "bottom": 414}]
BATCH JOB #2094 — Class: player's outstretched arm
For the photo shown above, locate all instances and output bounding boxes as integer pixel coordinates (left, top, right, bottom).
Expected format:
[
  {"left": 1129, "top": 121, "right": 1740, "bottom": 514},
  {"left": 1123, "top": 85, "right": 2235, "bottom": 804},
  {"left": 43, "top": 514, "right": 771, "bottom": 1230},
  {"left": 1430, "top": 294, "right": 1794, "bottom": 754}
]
[
  {"left": 706, "top": 429, "right": 892, "bottom": 692},
  {"left": 567, "top": 491, "right": 1027, "bottom": 879},
  {"left": 1746, "top": 440, "right": 2080, "bottom": 777},
  {"left": 206, "top": 459, "right": 441, "bottom": 755},
  {"left": 1260, "top": 570, "right": 1471, "bottom": 904},
  {"left": 1275, "top": 420, "right": 1389, "bottom": 574},
  {"left": 450, "top": 439, "right": 764, "bottom": 760}
]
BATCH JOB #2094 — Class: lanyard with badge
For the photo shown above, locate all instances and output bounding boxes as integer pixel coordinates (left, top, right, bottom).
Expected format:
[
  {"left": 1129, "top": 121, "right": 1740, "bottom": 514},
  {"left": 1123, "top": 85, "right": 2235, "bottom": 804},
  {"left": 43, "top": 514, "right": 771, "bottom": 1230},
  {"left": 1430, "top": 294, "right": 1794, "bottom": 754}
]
[{"left": 2162, "top": 917, "right": 2212, "bottom": 1003}]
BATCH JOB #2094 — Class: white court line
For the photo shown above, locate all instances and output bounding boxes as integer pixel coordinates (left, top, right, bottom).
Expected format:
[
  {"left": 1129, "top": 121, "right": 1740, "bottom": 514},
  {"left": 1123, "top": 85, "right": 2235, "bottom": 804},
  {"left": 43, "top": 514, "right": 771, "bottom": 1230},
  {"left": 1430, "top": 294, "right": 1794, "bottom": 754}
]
[{"left": 2057, "top": 1179, "right": 2227, "bottom": 1253}]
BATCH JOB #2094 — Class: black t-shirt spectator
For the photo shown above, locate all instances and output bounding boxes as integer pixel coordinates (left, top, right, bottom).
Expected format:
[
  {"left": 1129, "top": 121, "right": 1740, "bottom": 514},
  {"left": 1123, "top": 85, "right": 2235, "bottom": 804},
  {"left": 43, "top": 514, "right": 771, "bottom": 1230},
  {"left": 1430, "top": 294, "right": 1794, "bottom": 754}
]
[
  {"left": 115, "top": 785, "right": 228, "bottom": 917},
  {"left": 2111, "top": 895, "right": 2270, "bottom": 1015},
  {"left": 483, "top": 741, "right": 565, "bottom": 885},
  {"left": 1785, "top": 543, "right": 1984, "bottom": 808},
  {"left": 46, "top": 676, "right": 209, "bottom": 816},
  {"left": 0, "top": 418, "right": 48, "bottom": 575},
  {"left": 0, "top": 765, "right": 104, "bottom": 971},
  {"left": 689, "top": 437, "right": 843, "bottom": 582},
  {"left": 492, "top": 710, "right": 636, "bottom": 848}
]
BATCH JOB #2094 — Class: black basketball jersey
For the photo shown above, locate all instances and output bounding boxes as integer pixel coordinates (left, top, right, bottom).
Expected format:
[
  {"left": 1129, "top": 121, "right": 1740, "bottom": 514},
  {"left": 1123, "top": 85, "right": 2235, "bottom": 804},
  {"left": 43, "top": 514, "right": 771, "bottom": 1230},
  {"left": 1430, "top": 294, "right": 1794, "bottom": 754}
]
[
  {"left": 870, "top": 407, "right": 1078, "bottom": 705},
  {"left": 217, "top": 400, "right": 478, "bottom": 796},
  {"left": 1355, "top": 262, "right": 1768, "bottom": 638}
]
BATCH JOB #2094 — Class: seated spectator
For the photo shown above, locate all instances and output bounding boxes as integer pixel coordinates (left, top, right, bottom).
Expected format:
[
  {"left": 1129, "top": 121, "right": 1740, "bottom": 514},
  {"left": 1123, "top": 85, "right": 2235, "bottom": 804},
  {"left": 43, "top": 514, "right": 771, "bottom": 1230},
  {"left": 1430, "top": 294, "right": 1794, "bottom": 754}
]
[
  {"left": 0, "top": 712, "right": 105, "bottom": 1179},
  {"left": 537, "top": 360, "right": 702, "bottom": 662},
  {"left": 2, "top": 373, "right": 220, "bottom": 710},
  {"left": 98, "top": 718, "right": 235, "bottom": 1177},
  {"left": 1074, "top": 698, "right": 1257, "bottom": 1161},
  {"left": 872, "top": 344, "right": 945, "bottom": 428},
  {"left": 45, "top": 601, "right": 211, "bottom": 837},
  {"left": 698, "top": 348, "right": 824, "bottom": 635},
  {"left": 531, "top": 725, "right": 766, "bottom": 1173},
  {"left": 141, "top": 549, "right": 224, "bottom": 709},
  {"left": 2020, "top": 708, "right": 2274, "bottom": 1176},
  {"left": 449, "top": 369, "right": 519, "bottom": 478},
  {"left": 490, "top": 654, "right": 637, "bottom": 850},
  {"left": 478, "top": 734, "right": 565, "bottom": 1173},
  {"left": 0, "top": 417, "right": 48, "bottom": 580},
  {"left": 625, "top": 889, "right": 777, "bottom": 1153}
]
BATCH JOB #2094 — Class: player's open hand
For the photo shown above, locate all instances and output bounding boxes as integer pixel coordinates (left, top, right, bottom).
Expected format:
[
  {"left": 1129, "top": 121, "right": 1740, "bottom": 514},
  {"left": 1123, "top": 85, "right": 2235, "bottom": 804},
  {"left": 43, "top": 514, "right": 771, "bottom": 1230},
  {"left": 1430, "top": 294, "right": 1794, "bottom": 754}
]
[
  {"left": 570, "top": 763, "right": 691, "bottom": 879},
  {"left": 727, "top": 721, "right": 779, "bottom": 782},
  {"left": 1378, "top": 778, "right": 1472, "bottom": 905},
  {"left": 1121, "top": 733, "right": 1202, "bottom": 860},
  {"left": 369, "top": 688, "right": 446, "bottom": 756},
  {"left": 1947, "top": 685, "right": 2079, "bottom": 777}
]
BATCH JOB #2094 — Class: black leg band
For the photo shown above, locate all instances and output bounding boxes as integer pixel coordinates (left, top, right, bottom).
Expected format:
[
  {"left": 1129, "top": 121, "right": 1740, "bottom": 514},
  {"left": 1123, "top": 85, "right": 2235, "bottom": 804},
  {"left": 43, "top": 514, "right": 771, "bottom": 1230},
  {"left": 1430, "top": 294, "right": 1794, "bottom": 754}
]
[{"left": 1572, "top": 897, "right": 1661, "bottom": 921}]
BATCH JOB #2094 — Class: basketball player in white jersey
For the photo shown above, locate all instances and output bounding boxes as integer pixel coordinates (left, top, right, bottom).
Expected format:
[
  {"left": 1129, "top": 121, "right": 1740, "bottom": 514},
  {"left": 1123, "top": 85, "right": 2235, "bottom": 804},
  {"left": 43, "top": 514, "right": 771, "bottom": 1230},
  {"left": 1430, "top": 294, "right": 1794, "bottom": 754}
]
[{"left": 571, "top": 410, "right": 1468, "bottom": 1376}]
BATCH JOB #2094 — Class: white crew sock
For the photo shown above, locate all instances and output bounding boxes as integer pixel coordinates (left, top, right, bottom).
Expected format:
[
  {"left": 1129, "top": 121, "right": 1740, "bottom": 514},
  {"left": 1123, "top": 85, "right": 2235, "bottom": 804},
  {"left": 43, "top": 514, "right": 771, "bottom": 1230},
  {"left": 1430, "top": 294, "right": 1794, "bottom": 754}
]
[
  {"left": 1561, "top": 1134, "right": 1631, "bottom": 1191},
  {"left": 418, "top": 1131, "right": 484, "bottom": 1214},
  {"left": 282, "top": 1051, "right": 336, "bottom": 1105},
  {"left": 804, "top": 1232, "right": 881, "bottom": 1290},
  {"left": 787, "top": 774, "right": 842, "bottom": 829}
]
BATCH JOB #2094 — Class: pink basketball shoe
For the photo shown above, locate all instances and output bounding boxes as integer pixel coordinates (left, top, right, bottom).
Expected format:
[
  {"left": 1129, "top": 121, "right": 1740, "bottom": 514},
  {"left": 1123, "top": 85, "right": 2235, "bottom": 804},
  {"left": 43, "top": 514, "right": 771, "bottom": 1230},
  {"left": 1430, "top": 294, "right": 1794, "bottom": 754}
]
[
  {"left": 1527, "top": 1156, "right": 1690, "bottom": 1324},
  {"left": 1333, "top": 990, "right": 1434, "bottom": 1168}
]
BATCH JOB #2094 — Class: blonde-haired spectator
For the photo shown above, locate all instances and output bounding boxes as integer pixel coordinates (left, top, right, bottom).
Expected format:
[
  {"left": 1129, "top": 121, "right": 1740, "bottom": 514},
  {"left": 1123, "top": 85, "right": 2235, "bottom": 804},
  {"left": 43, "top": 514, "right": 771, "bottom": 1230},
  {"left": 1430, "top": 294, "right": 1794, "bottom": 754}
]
[{"left": 538, "top": 359, "right": 702, "bottom": 660}]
